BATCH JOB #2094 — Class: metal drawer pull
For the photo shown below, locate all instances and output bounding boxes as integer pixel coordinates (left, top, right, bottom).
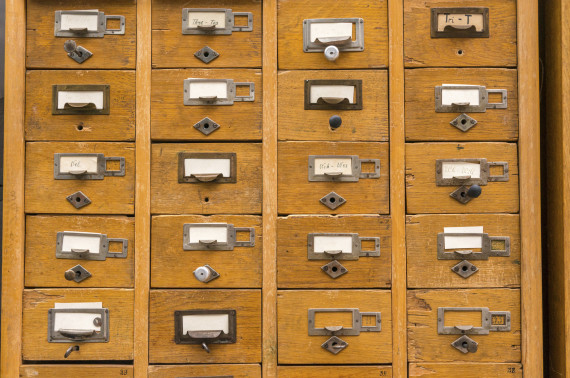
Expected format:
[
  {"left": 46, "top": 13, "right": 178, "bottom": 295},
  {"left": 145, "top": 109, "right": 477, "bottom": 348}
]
[
  {"left": 193, "top": 265, "right": 220, "bottom": 283},
  {"left": 175, "top": 310, "right": 237, "bottom": 352},
  {"left": 55, "top": 10, "right": 126, "bottom": 38},
  {"left": 183, "top": 223, "right": 255, "bottom": 251},
  {"left": 431, "top": 8, "right": 489, "bottom": 38},
  {"left": 435, "top": 85, "right": 507, "bottom": 113},
  {"left": 54, "top": 153, "right": 125, "bottom": 180},
  {"left": 52, "top": 85, "right": 111, "bottom": 115},
  {"left": 64, "top": 345, "right": 80, "bottom": 358},
  {"left": 48, "top": 307, "right": 109, "bottom": 343},
  {"left": 59, "top": 329, "right": 96, "bottom": 339},
  {"left": 184, "top": 79, "right": 254, "bottom": 106},
  {"left": 182, "top": 8, "right": 253, "bottom": 35},
  {"left": 303, "top": 18, "right": 364, "bottom": 61},
  {"left": 56, "top": 231, "right": 128, "bottom": 260},
  {"left": 308, "top": 155, "right": 380, "bottom": 182},
  {"left": 304, "top": 80, "right": 363, "bottom": 110},
  {"left": 178, "top": 152, "right": 237, "bottom": 183}
]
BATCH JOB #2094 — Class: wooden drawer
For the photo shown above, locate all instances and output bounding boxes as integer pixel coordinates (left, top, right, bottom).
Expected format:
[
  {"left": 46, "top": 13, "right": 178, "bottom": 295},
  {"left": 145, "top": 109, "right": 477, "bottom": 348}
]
[
  {"left": 408, "top": 289, "right": 521, "bottom": 362},
  {"left": 277, "top": 0, "right": 388, "bottom": 69},
  {"left": 278, "top": 366, "right": 393, "bottom": 377},
  {"left": 152, "top": 0, "right": 262, "bottom": 68},
  {"left": 404, "top": 0, "right": 517, "bottom": 67},
  {"left": 405, "top": 68, "right": 518, "bottom": 141},
  {"left": 148, "top": 364, "right": 261, "bottom": 378},
  {"left": 20, "top": 365, "right": 133, "bottom": 377},
  {"left": 22, "top": 289, "right": 134, "bottom": 361},
  {"left": 277, "top": 290, "right": 392, "bottom": 364},
  {"left": 151, "top": 143, "right": 262, "bottom": 214},
  {"left": 277, "top": 215, "right": 391, "bottom": 288},
  {"left": 25, "top": 142, "right": 135, "bottom": 214},
  {"left": 278, "top": 142, "right": 389, "bottom": 214},
  {"left": 406, "top": 143, "right": 519, "bottom": 214},
  {"left": 151, "top": 215, "right": 262, "bottom": 288},
  {"left": 406, "top": 214, "right": 520, "bottom": 289},
  {"left": 409, "top": 363, "right": 522, "bottom": 377},
  {"left": 151, "top": 69, "right": 262, "bottom": 141},
  {"left": 25, "top": 70, "right": 136, "bottom": 141},
  {"left": 149, "top": 289, "right": 261, "bottom": 363},
  {"left": 26, "top": 0, "right": 136, "bottom": 69},
  {"left": 25, "top": 215, "right": 135, "bottom": 288},
  {"left": 278, "top": 70, "right": 389, "bottom": 142}
]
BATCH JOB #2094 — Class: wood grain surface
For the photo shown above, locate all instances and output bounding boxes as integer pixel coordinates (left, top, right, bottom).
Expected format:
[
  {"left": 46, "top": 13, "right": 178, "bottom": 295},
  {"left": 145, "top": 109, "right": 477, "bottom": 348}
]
[
  {"left": 277, "top": 0, "right": 388, "bottom": 69},
  {"left": 404, "top": 0, "right": 517, "bottom": 67},
  {"left": 152, "top": 0, "right": 262, "bottom": 68},
  {"left": 151, "top": 215, "right": 262, "bottom": 288},
  {"left": 148, "top": 364, "right": 261, "bottom": 377},
  {"left": 277, "top": 366, "right": 393, "bottom": 377},
  {"left": 406, "top": 142, "right": 519, "bottom": 214},
  {"left": 25, "top": 70, "right": 136, "bottom": 141},
  {"left": 25, "top": 215, "right": 135, "bottom": 288},
  {"left": 277, "top": 215, "right": 391, "bottom": 288},
  {"left": 20, "top": 365, "right": 134, "bottom": 377},
  {"left": 151, "top": 69, "right": 262, "bottom": 141},
  {"left": 25, "top": 142, "right": 135, "bottom": 214},
  {"left": 278, "top": 70, "right": 389, "bottom": 142},
  {"left": 22, "top": 288, "right": 134, "bottom": 361},
  {"left": 278, "top": 141, "right": 389, "bottom": 214},
  {"left": 406, "top": 214, "right": 520, "bottom": 289},
  {"left": 405, "top": 68, "right": 518, "bottom": 142},
  {"left": 277, "top": 289, "right": 392, "bottom": 364},
  {"left": 26, "top": 0, "right": 137, "bottom": 69},
  {"left": 409, "top": 363, "right": 522, "bottom": 377},
  {"left": 408, "top": 289, "right": 521, "bottom": 362},
  {"left": 151, "top": 143, "right": 262, "bottom": 214},
  {"left": 149, "top": 289, "right": 261, "bottom": 363}
]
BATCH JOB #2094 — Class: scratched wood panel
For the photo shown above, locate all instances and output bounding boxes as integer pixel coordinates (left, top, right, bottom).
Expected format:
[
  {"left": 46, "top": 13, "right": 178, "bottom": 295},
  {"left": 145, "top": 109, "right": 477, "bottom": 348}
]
[
  {"left": 25, "top": 142, "right": 135, "bottom": 214},
  {"left": 20, "top": 365, "right": 133, "bottom": 377},
  {"left": 277, "top": 290, "right": 392, "bottom": 364},
  {"left": 406, "top": 214, "right": 520, "bottom": 289},
  {"left": 151, "top": 143, "right": 262, "bottom": 214},
  {"left": 406, "top": 143, "right": 519, "bottom": 214},
  {"left": 22, "top": 289, "right": 134, "bottom": 361},
  {"left": 278, "top": 142, "right": 389, "bottom": 214},
  {"left": 151, "top": 215, "right": 262, "bottom": 288},
  {"left": 152, "top": 0, "right": 262, "bottom": 68},
  {"left": 408, "top": 289, "right": 521, "bottom": 362},
  {"left": 26, "top": 0, "right": 137, "bottom": 69},
  {"left": 405, "top": 68, "right": 519, "bottom": 142},
  {"left": 149, "top": 289, "right": 261, "bottom": 363},
  {"left": 278, "top": 70, "right": 389, "bottom": 142},
  {"left": 409, "top": 363, "right": 522, "bottom": 377},
  {"left": 277, "top": 0, "right": 388, "bottom": 69},
  {"left": 151, "top": 69, "right": 262, "bottom": 141},
  {"left": 148, "top": 364, "right": 261, "bottom": 377},
  {"left": 277, "top": 366, "right": 393, "bottom": 377},
  {"left": 25, "top": 215, "right": 135, "bottom": 288},
  {"left": 277, "top": 215, "right": 391, "bottom": 288},
  {"left": 404, "top": 0, "right": 517, "bottom": 67},
  {"left": 25, "top": 70, "right": 136, "bottom": 141}
]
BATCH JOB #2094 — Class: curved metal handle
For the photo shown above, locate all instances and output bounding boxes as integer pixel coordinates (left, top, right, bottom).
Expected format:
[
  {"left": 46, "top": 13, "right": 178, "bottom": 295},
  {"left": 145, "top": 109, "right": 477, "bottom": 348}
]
[
  {"left": 64, "top": 102, "right": 96, "bottom": 109},
  {"left": 320, "top": 97, "right": 349, "bottom": 105},
  {"left": 445, "top": 24, "right": 477, "bottom": 31},
  {"left": 452, "top": 175, "right": 472, "bottom": 180},
  {"left": 190, "top": 173, "right": 222, "bottom": 182},
  {"left": 451, "top": 102, "right": 470, "bottom": 106},
  {"left": 323, "top": 171, "right": 344, "bottom": 177},
  {"left": 69, "top": 169, "right": 88, "bottom": 175},
  {"left": 198, "top": 239, "right": 218, "bottom": 245},
  {"left": 70, "top": 248, "right": 90, "bottom": 253},
  {"left": 69, "top": 27, "right": 88, "bottom": 33},
  {"left": 196, "top": 24, "right": 217, "bottom": 30},
  {"left": 186, "top": 330, "right": 223, "bottom": 339},
  {"left": 58, "top": 329, "right": 96, "bottom": 339},
  {"left": 315, "top": 36, "right": 352, "bottom": 46},
  {"left": 324, "top": 325, "right": 344, "bottom": 333},
  {"left": 198, "top": 95, "right": 218, "bottom": 100},
  {"left": 324, "top": 250, "right": 343, "bottom": 256},
  {"left": 64, "top": 345, "right": 80, "bottom": 358},
  {"left": 454, "top": 325, "right": 475, "bottom": 332},
  {"left": 454, "top": 250, "right": 474, "bottom": 257}
]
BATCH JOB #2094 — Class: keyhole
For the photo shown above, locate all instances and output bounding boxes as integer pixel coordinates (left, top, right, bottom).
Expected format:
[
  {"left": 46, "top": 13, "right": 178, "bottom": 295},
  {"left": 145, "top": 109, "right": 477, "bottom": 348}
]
[
  {"left": 462, "top": 266, "right": 468, "bottom": 272},
  {"left": 462, "top": 341, "right": 468, "bottom": 349},
  {"left": 77, "top": 124, "right": 84, "bottom": 131},
  {"left": 75, "top": 270, "right": 82, "bottom": 277},
  {"left": 203, "top": 123, "right": 210, "bottom": 129},
  {"left": 329, "top": 197, "right": 336, "bottom": 203},
  {"left": 204, "top": 51, "right": 210, "bottom": 57},
  {"left": 461, "top": 119, "right": 467, "bottom": 125},
  {"left": 75, "top": 197, "right": 81, "bottom": 202},
  {"left": 457, "top": 49, "right": 464, "bottom": 55},
  {"left": 204, "top": 197, "right": 210, "bottom": 202},
  {"left": 460, "top": 191, "right": 466, "bottom": 198},
  {"left": 332, "top": 266, "right": 338, "bottom": 272}
]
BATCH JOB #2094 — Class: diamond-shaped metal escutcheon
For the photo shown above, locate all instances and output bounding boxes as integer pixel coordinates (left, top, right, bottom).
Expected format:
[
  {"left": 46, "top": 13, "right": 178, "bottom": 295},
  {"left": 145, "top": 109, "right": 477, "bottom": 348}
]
[
  {"left": 194, "top": 46, "right": 220, "bottom": 64},
  {"left": 66, "top": 191, "right": 92, "bottom": 209},
  {"left": 451, "top": 260, "right": 479, "bottom": 278},
  {"left": 64, "top": 264, "right": 92, "bottom": 283},
  {"left": 321, "top": 260, "right": 348, "bottom": 279},
  {"left": 451, "top": 335, "right": 478, "bottom": 354},
  {"left": 194, "top": 117, "right": 220, "bottom": 136},
  {"left": 450, "top": 113, "right": 478, "bottom": 132},
  {"left": 320, "top": 191, "right": 346, "bottom": 210},
  {"left": 321, "top": 335, "right": 348, "bottom": 354}
]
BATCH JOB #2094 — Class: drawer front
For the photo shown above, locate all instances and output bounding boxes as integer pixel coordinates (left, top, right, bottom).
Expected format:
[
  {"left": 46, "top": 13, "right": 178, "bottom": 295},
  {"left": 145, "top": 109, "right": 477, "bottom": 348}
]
[
  {"left": 278, "top": 70, "right": 389, "bottom": 142},
  {"left": 26, "top": 0, "right": 136, "bottom": 69},
  {"left": 22, "top": 289, "right": 134, "bottom": 361},
  {"left": 407, "top": 289, "right": 521, "bottom": 362},
  {"left": 151, "top": 215, "right": 262, "bottom": 288},
  {"left": 151, "top": 69, "right": 262, "bottom": 141},
  {"left": 20, "top": 365, "right": 133, "bottom": 377},
  {"left": 278, "top": 142, "right": 389, "bottom": 214},
  {"left": 406, "top": 214, "right": 520, "bottom": 288},
  {"left": 277, "top": 215, "right": 391, "bottom": 288},
  {"left": 151, "top": 143, "right": 262, "bottom": 214},
  {"left": 25, "top": 215, "right": 135, "bottom": 288},
  {"left": 404, "top": 0, "right": 517, "bottom": 67},
  {"left": 406, "top": 143, "right": 519, "bottom": 214},
  {"left": 25, "top": 70, "right": 136, "bottom": 141},
  {"left": 25, "top": 142, "right": 135, "bottom": 214},
  {"left": 148, "top": 364, "right": 261, "bottom": 378},
  {"left": 149, "top": 289, "right": 261, "bottom": 363},
  {"left": 277, "top": 290, "right": 392, "bottom": 364},
  {"left": 405, "top": 68, "right": 518, "bottom": 141},
  {"left": 152, "top": 0, "right": 262, "bottom": 68},
  {"left": 409, "top": 363, "right": 522, "bottom": 377},
  {"left": 278, "top": 0, "right": 388, "bottom": 69},
  {"left": 278, "top": 366, "right": 393, "bottom": 377}
]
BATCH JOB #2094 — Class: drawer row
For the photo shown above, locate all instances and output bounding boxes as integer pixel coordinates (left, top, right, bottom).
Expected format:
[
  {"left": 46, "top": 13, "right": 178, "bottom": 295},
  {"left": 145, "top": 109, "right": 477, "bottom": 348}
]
[
  {"left": 27, "top": 0, "right": 517, "bottom": 69},
  {"left": 25, "top": 68, "right": 518, "bottom": 142},
  {"left": 25, "top": 141, "right": 518, "bottom": 215}
]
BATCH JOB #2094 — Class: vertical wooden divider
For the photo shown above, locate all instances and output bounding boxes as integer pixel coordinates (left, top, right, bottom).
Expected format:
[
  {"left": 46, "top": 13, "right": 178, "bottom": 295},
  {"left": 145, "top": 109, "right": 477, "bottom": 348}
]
[
  {"left": 135, "top": 0, "right": 152, "bottom": 376},
  {"left": 518, "top": 0, "right": 543, "bottom": 376},
  {"left": 1, "top": 0, "right": 26, "bottom": 376},
  {"left": 389, "top": 0, "right": 406, "bottom": 376},
  {"left": 262, "top": 0, "right": 278, "bottom": 376}
]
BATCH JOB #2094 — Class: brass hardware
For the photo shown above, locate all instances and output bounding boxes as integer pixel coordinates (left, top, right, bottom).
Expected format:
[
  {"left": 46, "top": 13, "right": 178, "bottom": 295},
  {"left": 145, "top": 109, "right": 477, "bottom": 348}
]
[
  {"left": 52, "top": 85, "right": 110, "bottom": 115},
  {"left": 304, "top": 80, "right": 363, "bottom": 110},
  {"left": 431, "top": 8, "right": 489, "bottom": 38},
  {"left": 178, "top": 152, "right": 237, "bottom": 183},
  {"left": 182, "top": 8, "right": 253, "bottom": 35},
  {"left": 54, "top": 10, "right": 125, "bottom": 38}
]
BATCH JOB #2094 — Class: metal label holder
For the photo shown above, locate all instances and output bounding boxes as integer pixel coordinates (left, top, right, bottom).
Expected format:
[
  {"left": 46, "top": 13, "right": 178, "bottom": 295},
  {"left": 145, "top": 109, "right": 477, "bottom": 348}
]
[
  {"left": 182, "top": 8, "right": 253, "bottom": 35},
  {"left": 54, "top": 10, "right": 126, "bottom": 38},
  {"left": 56, "top": 231, "right": 128, "bottom": 260},
  {"left": 435, "top": 158, "right": 509, "bottom": 186},
  {"left": 183, "top": 223, "right": 255, "bottom": 251},
  {"left": 48, "top": 308, "right": 110, "bottom": 343},
  {"left": 435, "top": 85, "right": 507, "bottom": 113},
  {"left": 437, "top": 232, "right": 510, "bottom": 260},
  {"left": 308, "top": 308, "right": 381, "bottom": 336},
  {"left": 303, "top": 18, "right": 364, "bottom": 53},
  {"left": 52, "top": 84, "right": 111, "bottom": 115},
  {"left": 183, "top": 79, "right": 254, "bottom": 106},
  {"left": 308, "top": 155, "right": 380, "bottom": 182},
  {"left": 174, "top": 309, "right": 237, "bottom": 345},
  {"left": 437, "top": 307, "right": 511, "bottom": 335},
  {"left": 304, "top": 80, "right": 363, "bottom": 110},
  {"left": 431, "top": 8, "right": 489, "bottom": 38},
  {"left": 178, "top": 152, "right": 237, "bottom": 183},
  {"left": 54, "top": 153, "right": 125, "bottom": 180},
  {"left": 307, "top": 233, "right": 380, "bottom": 261}
]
